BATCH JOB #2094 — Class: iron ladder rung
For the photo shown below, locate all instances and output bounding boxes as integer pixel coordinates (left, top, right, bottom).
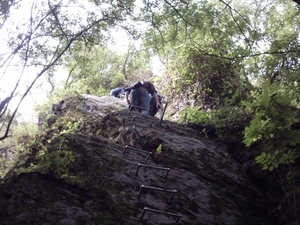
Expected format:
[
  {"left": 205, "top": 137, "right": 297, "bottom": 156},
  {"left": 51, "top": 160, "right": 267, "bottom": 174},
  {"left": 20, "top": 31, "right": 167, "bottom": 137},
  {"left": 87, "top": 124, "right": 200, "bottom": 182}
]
[
  {"left": 140, "top": 207, "right": 182, "bottom": 223},
  {"left": 159, "top": 98, "right": 168, "bottom": 125},
  {"left": 138, "top": 184, "right": 177, "bottom": 200},
  {"left": 122, "top": 145, "right": 152, "bottom": 162},
  {"left": 135, "top": 163, "right": 170, "bottom": 178},
  {"left": 131, "top": 116, "right": 154, "bottom": 127},
  {"left": 128, "top": 105, "right": 149, "bottom": 115}
]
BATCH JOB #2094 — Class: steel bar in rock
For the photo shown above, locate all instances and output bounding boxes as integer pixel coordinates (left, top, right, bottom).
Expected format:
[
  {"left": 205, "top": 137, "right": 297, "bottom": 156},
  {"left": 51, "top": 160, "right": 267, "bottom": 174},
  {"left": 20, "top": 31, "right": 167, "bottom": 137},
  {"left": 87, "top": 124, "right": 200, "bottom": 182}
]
[
  {"left": 135, "top": 163, "right": 170, "bottom": 178},
  {"left": 128, "top": 105, "right": 149, "bottom": 115},
  {"left": 138, "top": 184, "right": 177, "bottom": 200},
  {"left": 130, "top": 116, "right": 153, "bottom": 127},
  {"left": 139, "top": 207, "right": 182, "bottom": 223},
  {"left": 132, "top": 125, "right": 141, "bottom": 137},
  {"left": 122, "top": 145, "right": 152, "bottom": 162},
  {"left": 159, "top": 98, "right": 168, "bottom": 125}
]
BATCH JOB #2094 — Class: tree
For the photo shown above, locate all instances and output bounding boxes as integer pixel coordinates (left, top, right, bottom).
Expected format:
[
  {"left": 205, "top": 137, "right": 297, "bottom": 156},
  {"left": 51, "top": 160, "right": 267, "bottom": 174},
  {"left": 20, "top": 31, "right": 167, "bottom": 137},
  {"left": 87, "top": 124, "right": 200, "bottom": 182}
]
[
  {"left": 60, "top": 42, "right": 152, "bottom": 97},
  {"left": 140, "top": 0, "right": 300, "bottom": 165},
  {"left": 0, "top": 0, "right": 137, "bottom": 140},
  {"left": 140, "top": 0, "right": 256, "bottom": 109}
]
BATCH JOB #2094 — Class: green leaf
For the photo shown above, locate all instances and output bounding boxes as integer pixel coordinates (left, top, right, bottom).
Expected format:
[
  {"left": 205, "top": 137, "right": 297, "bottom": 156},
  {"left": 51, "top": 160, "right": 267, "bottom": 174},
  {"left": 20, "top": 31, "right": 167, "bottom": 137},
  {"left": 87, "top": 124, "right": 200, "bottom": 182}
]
[
  {"left": 262, "top": 165, "right": 268, "bottom": 170},
  {"left": 261, "top": 152, "right": 267, "bottom": 158},
  {"left": 269, "top": 166, "right": 274, "bottom": 171},
  {"left": 156, "top": 144, "right": 162, "bottom": 155}
]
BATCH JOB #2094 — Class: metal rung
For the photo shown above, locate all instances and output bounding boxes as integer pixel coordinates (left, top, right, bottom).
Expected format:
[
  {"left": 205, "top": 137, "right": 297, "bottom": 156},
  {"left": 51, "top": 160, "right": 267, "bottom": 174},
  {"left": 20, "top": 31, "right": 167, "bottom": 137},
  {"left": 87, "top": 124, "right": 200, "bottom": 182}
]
[
  {"left": 128, "top": 105, "right": 149, "bottom": 115},
  {"left": 132, "top": 125, "right": 141, "bottom": 137},
  {"left": 159, "top": 98, "right": 168, "bottom": 125},
  {"left": 132, "top": 125, "right": 147, "bottom": 137},
  {"left": 135, "top": 163, "right": 170, "bottom": 178},
  {"left": 138, "top": 184, "right": 177, "bottom": 200},
  {"left": 131, "top": 116, "right": 153, "bottom": 127},
  {"left": 140, "top": 207, "right": 182, "bottom": 223},
  {"left": 122, "top": 145, "right": 152, "bottom": 162}
]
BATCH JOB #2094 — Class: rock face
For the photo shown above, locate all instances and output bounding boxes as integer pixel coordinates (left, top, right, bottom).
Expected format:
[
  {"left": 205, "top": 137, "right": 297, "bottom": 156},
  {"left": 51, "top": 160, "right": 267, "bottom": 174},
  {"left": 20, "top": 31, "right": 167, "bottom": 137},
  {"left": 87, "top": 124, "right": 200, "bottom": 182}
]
[{"left": 0, "top": 94, "right": 274, "bottom": 225}]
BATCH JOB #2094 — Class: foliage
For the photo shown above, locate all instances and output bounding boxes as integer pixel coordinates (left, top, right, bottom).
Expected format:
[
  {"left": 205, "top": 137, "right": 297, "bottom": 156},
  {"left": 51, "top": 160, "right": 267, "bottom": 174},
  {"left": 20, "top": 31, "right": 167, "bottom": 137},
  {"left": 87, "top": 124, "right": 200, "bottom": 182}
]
[
  {"left": 0, "top": 0, "right": 138, "bottom": 140},
  {"left": 255, "top": 151, "right": 296, "bottom": 171},
  {"left": 61, "top": 43, "right": 152, "bottom": 97},
  {"left": 167, "top": 51, "right": 251, "bottom": 109},
  {"left": 141, "top": 0, "right": 258, "bottom": 110},
  {"left": 140, "top": 0, "right": 300, "bottom": 179},
  {"left": 0, "top": 97, "right": 87, "bottom": 181},
  {"left": 156, "top": 144, "right": 162, "bottom": 155},
  {"left": 244, "top": 81, "right": 300, "bottom": 171},
  {"left": 1, "top": 122, "right": 38, "bottom": 145},
  {"left": 15, "top": 135, "right": 76, "bottom": 181},
  {"left": 179, "top": 105, "right": 248, "bottom": 142},
  {"left": 276, "top": 165, "right": 300, "bottom": 224},
  {"left": 0, "top": 122, "right": 39, "bottom": 178},
  {"left": 0, "top": 0, "right": 299, "bottom": 223}
]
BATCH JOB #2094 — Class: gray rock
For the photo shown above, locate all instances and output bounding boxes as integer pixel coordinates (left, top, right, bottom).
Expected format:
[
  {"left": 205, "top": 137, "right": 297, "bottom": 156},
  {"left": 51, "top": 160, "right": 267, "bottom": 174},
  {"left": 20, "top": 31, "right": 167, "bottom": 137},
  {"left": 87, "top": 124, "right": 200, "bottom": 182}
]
[{"left": 0, "top": 94, "right": 273, "bottom": 225}]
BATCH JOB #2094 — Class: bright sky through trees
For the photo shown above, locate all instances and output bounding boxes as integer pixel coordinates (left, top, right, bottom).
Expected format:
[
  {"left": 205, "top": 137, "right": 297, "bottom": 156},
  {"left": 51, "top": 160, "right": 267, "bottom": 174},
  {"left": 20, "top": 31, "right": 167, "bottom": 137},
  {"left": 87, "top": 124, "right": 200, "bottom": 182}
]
[{"left": 0, "top": 0, "right": 165, "bottom": 122}]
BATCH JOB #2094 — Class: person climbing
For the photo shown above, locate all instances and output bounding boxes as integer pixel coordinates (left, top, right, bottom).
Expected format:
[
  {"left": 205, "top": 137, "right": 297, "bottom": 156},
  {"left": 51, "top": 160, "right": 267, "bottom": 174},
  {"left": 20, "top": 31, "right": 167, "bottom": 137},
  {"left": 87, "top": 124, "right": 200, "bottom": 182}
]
[
  {"left": 110, "top": 87, "right": 125, "bottom": 98},
  {"left": 148, "top": 92, "right": 163, "bottom": 116},
  {"left": 124, "top": 81, "right": 162, "bottom": 116}
]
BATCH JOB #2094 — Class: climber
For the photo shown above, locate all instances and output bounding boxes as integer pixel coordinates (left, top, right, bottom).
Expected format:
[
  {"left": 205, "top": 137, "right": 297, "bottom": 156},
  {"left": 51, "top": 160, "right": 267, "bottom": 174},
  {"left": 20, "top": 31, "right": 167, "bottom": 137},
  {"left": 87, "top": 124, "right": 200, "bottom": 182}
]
[
  {"left": 124, "top": 81, "right": 162, "bottom": 116},
  {"left": 110, "top": 87, "right": 125, "bottom": 98},
  {"left": 148, "top": 92, "right": 163, "bottom": 116}
]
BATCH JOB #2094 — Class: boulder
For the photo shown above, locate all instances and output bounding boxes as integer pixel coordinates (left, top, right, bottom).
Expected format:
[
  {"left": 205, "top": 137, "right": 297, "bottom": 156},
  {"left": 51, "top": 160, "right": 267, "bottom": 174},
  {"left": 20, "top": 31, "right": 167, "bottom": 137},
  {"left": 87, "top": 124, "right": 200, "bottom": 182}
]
[{"left": 0, "top": 94, "right": 273, "bottom": 225}]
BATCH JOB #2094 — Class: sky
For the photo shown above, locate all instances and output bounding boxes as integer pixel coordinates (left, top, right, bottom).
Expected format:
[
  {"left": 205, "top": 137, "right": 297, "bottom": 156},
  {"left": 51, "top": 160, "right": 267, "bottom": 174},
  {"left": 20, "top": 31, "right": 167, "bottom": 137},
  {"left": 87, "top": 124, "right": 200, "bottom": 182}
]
[{"left": 0, "top": 0, "right": 165, "bottom": 122}]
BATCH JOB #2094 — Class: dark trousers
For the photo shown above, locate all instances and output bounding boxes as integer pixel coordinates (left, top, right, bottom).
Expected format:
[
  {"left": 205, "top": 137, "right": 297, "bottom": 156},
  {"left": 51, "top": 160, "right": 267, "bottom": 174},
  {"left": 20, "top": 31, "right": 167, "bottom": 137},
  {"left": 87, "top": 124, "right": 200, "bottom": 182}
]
[
  {"left": 148, "top": 95, "right": 162, "bottom": 116},
  {"left": 130, "top": 87, "right": 149, "bottom": 115}
]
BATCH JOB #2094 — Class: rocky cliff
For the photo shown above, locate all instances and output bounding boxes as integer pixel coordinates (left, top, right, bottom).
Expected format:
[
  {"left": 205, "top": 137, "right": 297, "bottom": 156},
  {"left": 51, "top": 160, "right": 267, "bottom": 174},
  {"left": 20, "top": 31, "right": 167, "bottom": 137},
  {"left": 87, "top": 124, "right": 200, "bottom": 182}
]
[{"left": 0, "top": 94, "right": 274, "bottom": 225}]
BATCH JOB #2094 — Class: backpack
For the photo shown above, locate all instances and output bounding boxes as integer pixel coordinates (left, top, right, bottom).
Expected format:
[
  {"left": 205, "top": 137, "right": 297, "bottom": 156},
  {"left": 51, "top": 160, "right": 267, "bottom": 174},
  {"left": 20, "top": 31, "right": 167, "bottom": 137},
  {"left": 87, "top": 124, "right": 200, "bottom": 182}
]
[{"left": 132, "top": 81, "right": 144, "bottom": 89}]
